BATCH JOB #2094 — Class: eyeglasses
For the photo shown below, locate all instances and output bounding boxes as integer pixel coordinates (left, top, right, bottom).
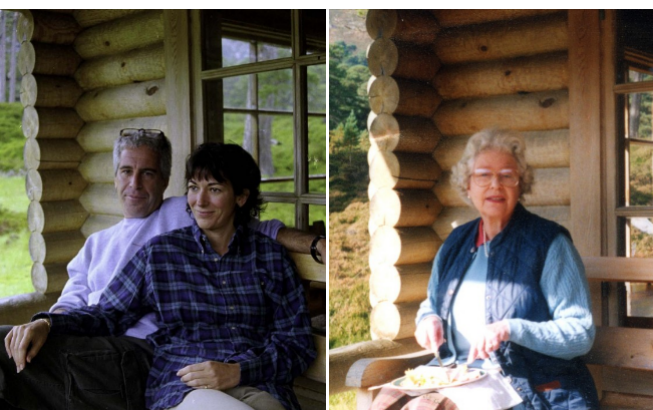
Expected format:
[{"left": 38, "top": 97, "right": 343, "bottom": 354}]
[
  {"left": 119, "top": 128, "right": 165, "bottom": 139},
  {"left": 471, "top": 169, "right": 520, "bottom": 187}
]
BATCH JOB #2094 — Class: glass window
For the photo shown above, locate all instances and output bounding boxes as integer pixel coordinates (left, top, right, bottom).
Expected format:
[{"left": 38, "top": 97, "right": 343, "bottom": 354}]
[
  {"left": 615, "top": 10, "right": 653, "bottom": 320},
  {"left": 200, "top": 10, "right": 326, "bottom": 231}
]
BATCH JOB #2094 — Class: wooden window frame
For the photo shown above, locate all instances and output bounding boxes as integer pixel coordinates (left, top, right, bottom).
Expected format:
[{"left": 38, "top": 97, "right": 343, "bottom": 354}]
[{"left": 189, "top": 10, "right": 326, "bottom": 230}]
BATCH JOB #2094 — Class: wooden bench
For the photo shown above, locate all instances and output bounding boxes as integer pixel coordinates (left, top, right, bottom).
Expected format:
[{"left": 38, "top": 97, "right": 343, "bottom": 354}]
[
  {"left": 289, "top": 252, "right": 327, "bottom": 410},
  {"left": 344, "top": 256, "right": 653, "bottom": 410}
]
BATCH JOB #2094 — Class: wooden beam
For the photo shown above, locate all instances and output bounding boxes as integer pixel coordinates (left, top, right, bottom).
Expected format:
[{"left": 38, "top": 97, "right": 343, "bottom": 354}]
[
  {"left": 568, "top": 10, "right": 602, "bottom": 257},
  {"left": 583, "top": 257, "right": 653, "bottom": 283},
  {"left": 583, "top": 327, "right": 653, "bottom": 371}
]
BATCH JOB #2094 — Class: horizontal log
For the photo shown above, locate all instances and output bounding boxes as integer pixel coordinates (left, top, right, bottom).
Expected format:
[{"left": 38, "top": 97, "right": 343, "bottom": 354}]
[
  {"left": 20, "top": 74, "right": 83, "bottom": 108},
  {"left": 369, "top": 262, "right": 431, "bottom": 306},
  {"left": 74, "top": 10, "right": 164, "bottom": 59},
  {"left": 433, "top": 167, "right": 570, "bottom": 208},
  {"left": 431, "top": 205, "right": 570, "bottom": 240},
  {"left": 24, "top": 138, "right": 85, "bottom": 170},
  {"left": 29, "top": 230, "right": 85, "bottom": 265},
  {"left": 369, "top": 226, "right": 441, "bottom": 266},
  {"left": 583, "top": 257, "right": 653, "bottom": 283},
  {"left": 366, "top": 10, "right": 440, "bottom": 44},
  {"left": 367, "top": 144, "right": 379, "bottom": 166},
  {"left": 368, "top": 76, "right": 442, "bottom": 118},
  {"left": 79, "top": 152, "right": 114, "bottom": 183},
  {"left": 81, "top": 214, "right": 122, "bottom": 238},
  {"left": 369, "top": 114, "right": 441, "bottom": 154},
  {"left": 31, "top": 169, "right": 88, "bottom": 202},
  {"left": 523, "top": 167, "right": 570, "bottom": 206},
  {"left": 29, "top": 10, "right": 81, "bottom": 45},
  {"left": 435, "top": 52, "right": 569, "bottom": 100},
  {"left": 370, "top": 188, "right": 442, "bottom": 228},
  {"left": 434, "top": 13, "right": 568, "bottom": 65},
  {"left": 19, "top": 42, "right": 82, "bottom": 76},
  {"left": 0, "top": 293, "right": 59, "bottom": 326},
  {"left": 76, "top": 115, "right": 167, "bottom": 152},
  {"left": 433, "top": 129, "right": 570, "bottom": 171},
  {"left": 31, "top": 262, "right": 68, "bottom": 294},
  {"left": 601, "top": 367, "right": 653, "bottom": 398},
  {"left": 344, "top": 345, "right": 431, "bottom": 392},
  {"left": 371, "top": 301, "right": 420, "bottom": 340},
  {"left": 75, "top": 79, "right": 166, "bottom": 122},
  {"left": 330, "top": 338, "right": 421, "bottom": 395},
  {"left": 75, "top": 43, "right": 165, "bottom": 91},
  {"left": 584, "top": 327, "right": 653, "bottom": 371},
  {"left": 431, "top": 9, "right": 562, "bottom": 28},
  {"left": 28, "top": 200, "right": 88, "bottom": 234},
  {"left": 368, "top": 180, "right": 378, "bottom": 202},
  {"left": 25, "top": 169, "right": 41, "bottom": 202},
  {"left": 367, "top": 38, "right": 441, "bottom": 82},
  {"left": 22, "top": 107, "right": 84, "bottom": 139},
  {"left": 370, "top": 151, "right": 441, "bottom": 190},
  {"left": 79, "top": 183, "right": 121, "bottom": 216},
  {"left": 17, "top": 10, "right": 33, "bottom": 43},
  {"left": 433, "top": 90, "right": 569, "bottom": 136},
  {"left": 73, "top": 9, "right": 145, "bottom": 28}
]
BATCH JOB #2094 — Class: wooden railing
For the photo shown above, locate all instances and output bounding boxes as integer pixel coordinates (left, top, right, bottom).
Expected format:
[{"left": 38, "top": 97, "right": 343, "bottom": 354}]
[{"left": 332, "top": 256, "right": 653, "bottom": 410}]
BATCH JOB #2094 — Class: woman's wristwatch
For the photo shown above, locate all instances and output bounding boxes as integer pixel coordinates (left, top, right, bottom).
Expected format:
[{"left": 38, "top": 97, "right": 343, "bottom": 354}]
[{"left": 310, "top": 235, "right": 326, "bottom": 264}]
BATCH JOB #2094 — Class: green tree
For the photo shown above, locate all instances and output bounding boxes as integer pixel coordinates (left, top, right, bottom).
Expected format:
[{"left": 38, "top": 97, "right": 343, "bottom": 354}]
[
  {"left": 342, "top": 110, "right": 360, "bottom": 163},
  {"left": 329, "top": 41, "right": 368, "bottom": 131}
]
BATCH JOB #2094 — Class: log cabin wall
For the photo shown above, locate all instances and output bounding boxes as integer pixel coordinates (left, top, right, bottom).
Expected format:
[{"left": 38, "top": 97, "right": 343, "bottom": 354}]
[
  {"left": 16, "top": 9, "right": 172, "bottom": 303},
  {"left": 365, "top": 10, "right": 571, "bottom": 341}
]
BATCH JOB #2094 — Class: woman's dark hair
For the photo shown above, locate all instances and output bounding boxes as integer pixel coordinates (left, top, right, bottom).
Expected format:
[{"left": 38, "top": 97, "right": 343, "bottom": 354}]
[{"left": 185, "top": 143, "right": 263, "bottom": 227}]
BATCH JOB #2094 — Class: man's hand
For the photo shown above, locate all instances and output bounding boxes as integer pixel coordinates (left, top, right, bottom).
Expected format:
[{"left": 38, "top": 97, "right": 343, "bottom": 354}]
[
  {"left": 5, "top": 319, "right": 50, "bottom": 373},
  {"left": 467, "top": 320, "right": 510, "bottom": 364},
  {"left": 414, "top": 316, "right": 445, "bottom": 353},
  {"left": 177, "top": 361, "right": 240, "bottom": 391}
]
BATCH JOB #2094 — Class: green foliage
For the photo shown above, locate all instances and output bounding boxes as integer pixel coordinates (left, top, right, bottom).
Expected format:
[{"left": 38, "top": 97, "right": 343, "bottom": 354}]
[
  {"left": 0, "top": 103, "right": 24, "bottom": 172},
  {"left": 329, "top": 41, "right": 368, "bottom": 131},
  {"left": 0, "top": 176, "right": 32, "bottom": 298}
]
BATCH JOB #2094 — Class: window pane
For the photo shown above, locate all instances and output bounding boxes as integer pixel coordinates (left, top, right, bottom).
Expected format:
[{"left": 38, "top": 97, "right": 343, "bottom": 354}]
[
  {"left": 223, "top": 112, "right": 249, "bottom": 146},
  {"left": 204, "top": 10, "right": 292, "bottom": 70},
  {"left": 260, "top": 202, "right": 295, "bottom": 228},
  {"left": 308, "top": 64, "right": 326, "bottom": 114},
  {"left": 301, "top": 9, "right": 326, "bottom": 55},
  {"left": 308, "top": 116, "right": 326, "bottom": 194},
  {"left": 628, "top": 69, "right": 653, "bottom": 83},
  {"left": 626, "top": 92, "right": 653, "bottom": 141},
  {"left": 261, "top": 114, "right": 293, "bottom": 181},
  {"left": 628, "top": 142, "right": 653, "bottom": 206},
  {"left": 258, "top": 69, "right": 293, "bottom": 112},
  {"left": 626, "top": 218, "right": 653, "bottom": 317},
  {"left": 223, "top": 75, "right": 255, "bottom": 110},
  {"left": 309, "top": 204, "right": 326, "bottom": 230}
]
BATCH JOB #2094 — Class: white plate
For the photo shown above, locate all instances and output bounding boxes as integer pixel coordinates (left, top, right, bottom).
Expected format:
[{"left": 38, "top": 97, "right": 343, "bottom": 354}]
[{"left": 388, "top": 369, "right": 487, "bottom": 395}]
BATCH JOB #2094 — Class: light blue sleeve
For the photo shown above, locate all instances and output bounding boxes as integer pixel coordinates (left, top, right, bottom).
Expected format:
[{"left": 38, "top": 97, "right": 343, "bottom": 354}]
[
  {"left": 416, "top": 249, "right": 443, "bottom": 325},
  {"left": 249, "top": 218, "right": 285, "bottom": 240},
  {"left": 506, "top": 234, "right": 595, "bottom": 360}
]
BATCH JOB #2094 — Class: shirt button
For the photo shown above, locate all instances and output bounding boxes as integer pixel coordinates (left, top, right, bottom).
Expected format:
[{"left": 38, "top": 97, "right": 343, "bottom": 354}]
[
  {"left": 229, "top": 306, "right": 234, "bottom": 310},
  {"left": 222, "top": 280, "right": 226, "bottom": 285},
  {"left": 448, "top": 290, "right": 454, "bottom": 295},
  {"left": 486, "top": 296, "right": 491, "bottom": 300},
  {"left": 231, "top": 326, "right": 236, "bottom": 330},
  {"left": 214, "top": 258, "right": 218, "bottom": 262}
]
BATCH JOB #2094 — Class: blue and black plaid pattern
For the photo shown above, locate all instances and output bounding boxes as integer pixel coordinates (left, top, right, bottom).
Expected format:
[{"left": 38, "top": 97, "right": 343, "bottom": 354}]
[{"left": 43, "top": 224, "right": 316, "bottom": 410}]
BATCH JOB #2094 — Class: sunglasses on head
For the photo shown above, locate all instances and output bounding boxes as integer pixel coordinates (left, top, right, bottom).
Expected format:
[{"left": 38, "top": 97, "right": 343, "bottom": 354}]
[{"left": 119, "top": 128, "right": 165, "bottom": 139}]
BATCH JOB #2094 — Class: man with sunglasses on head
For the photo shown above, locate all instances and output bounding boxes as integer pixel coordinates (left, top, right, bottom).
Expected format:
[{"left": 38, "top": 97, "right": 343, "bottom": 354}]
[{"left": 0, "top": 129, "right": 325, "bottom": 410}]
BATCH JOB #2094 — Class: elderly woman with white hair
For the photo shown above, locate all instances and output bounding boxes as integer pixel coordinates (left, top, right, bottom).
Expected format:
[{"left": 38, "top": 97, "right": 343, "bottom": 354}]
[{"left": 370, "top": 129, "right": 599, "bottom": 410}]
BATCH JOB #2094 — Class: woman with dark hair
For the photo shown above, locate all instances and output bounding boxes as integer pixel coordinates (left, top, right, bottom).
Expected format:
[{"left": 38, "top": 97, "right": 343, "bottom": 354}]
[{"left": 7, "top": 143, "right": 316, "bottom": 410}]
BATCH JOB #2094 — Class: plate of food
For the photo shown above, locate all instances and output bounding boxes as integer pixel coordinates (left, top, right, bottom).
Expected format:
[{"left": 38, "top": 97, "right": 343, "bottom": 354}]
[{"left": 386, "top": 365, "right": 486, "bottom": 395}]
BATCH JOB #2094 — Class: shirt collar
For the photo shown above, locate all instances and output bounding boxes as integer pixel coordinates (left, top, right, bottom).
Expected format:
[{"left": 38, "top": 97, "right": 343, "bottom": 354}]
[{"left": 191, "top": 222, "right": 246, "bottom": 256}]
